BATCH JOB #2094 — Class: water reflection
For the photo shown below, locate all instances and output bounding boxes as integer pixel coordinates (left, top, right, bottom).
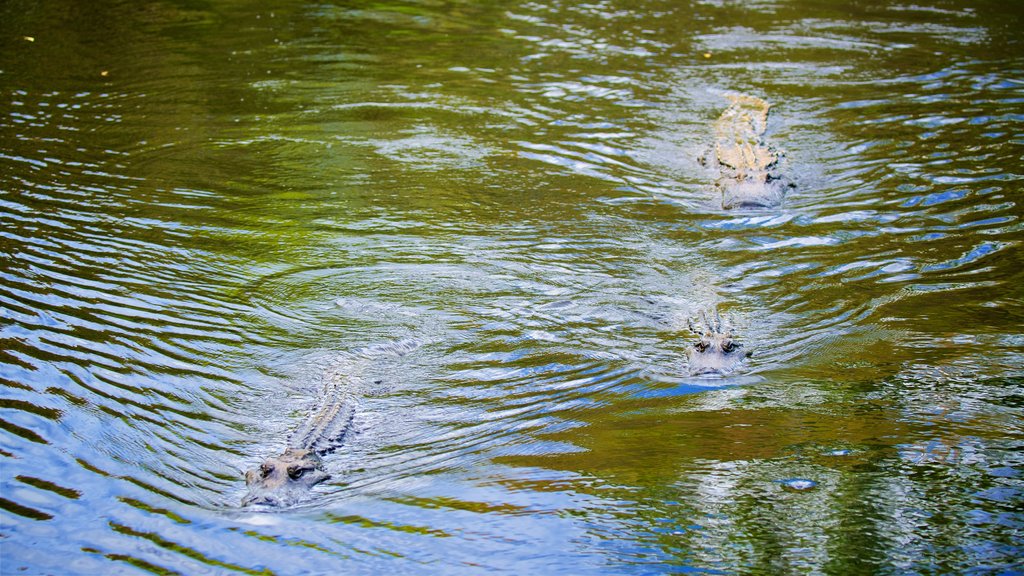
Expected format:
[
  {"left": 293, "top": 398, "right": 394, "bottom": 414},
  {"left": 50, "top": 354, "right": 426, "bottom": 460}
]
[{"left": 2, "top": 0, "right": 1023, "bottom": 573}]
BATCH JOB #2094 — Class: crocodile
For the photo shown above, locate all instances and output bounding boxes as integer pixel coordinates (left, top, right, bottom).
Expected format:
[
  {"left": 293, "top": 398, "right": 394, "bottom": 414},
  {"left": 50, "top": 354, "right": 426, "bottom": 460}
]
[
  {"left": 241, "top": 368, "right": 358, "bottom": 507},
  {"left": 686, "top": 309, "right": 750, "bottom": 376},
  {"left": 241, "top": 339, "right": 420, "bottom": 507},
  {"left": 699, "top": 94, "right": 792, "bottom": 209}
]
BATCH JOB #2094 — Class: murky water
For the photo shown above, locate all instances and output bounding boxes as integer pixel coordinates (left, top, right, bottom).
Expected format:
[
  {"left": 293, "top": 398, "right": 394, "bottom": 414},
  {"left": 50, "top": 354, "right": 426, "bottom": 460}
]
[{"left": 2, "top": 0, "right": 1022, "bottom": 573}]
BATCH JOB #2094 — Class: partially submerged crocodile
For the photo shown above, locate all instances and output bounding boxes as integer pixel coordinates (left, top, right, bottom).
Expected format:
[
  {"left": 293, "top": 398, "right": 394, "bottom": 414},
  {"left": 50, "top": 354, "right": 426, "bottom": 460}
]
[
  {"left": 700, "top": 94, "right": 792, "bottom": 209},
  {"left": 241, "top": 369, "right": 358, "bottom": 507},
  {"left": 241, "top": 339, "right": 419, "bottom": 507},
  {"left": 686, "top": 309, "right": 750, "bottom": 376}
]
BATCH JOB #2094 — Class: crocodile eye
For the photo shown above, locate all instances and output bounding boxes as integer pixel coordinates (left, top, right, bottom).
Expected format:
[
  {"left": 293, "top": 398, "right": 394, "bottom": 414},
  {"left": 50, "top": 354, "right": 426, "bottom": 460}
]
[
  {"left": 260, "top": 463, "right": 273, "bottom": 478},
  {"left": 288, "top": 467, "right": 306, "bottom": 480},
  {"left": 695, "top": 342, "right": 708, "bottom": 353},
  {"left": 722, "top": 341, "right": 735, "bottom": 353}
]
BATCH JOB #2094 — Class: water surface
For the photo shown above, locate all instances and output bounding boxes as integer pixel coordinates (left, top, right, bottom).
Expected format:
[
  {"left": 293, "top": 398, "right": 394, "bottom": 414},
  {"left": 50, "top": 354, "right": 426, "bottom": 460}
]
[{"left": 1, "top": 0, "right": 1022, "bottom": 573}]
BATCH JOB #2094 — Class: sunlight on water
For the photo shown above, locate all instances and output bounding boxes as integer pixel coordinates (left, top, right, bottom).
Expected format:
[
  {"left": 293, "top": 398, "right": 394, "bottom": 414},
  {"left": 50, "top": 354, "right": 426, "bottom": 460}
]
[{"left": 1, "top": 0, "right": 1022, "bottom": 573}]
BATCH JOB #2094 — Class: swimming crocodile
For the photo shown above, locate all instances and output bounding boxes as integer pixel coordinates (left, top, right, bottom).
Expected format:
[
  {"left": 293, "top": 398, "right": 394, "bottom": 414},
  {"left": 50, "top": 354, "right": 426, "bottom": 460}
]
[
  {"left": 241, "top": 369, "right": 358, "bottom": 507},
  {"left": 686, "top": 309, "right": 750, "bottom": 376},
  {"left": 699, "top": 94, "right": 792, "bottom": 209},
  {"left": 241, "top": 339, "right": 420, "bottom": 507}
]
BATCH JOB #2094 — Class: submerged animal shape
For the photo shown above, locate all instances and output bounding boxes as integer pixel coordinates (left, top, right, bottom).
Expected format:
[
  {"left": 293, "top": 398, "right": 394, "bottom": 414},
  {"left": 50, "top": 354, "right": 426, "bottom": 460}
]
[
  {"left": 241, "top": 373, "right": 357, "bottom": 507},
  {"left": 700, "top": 94, "right": 792, "bottom": 209},
  {"left": 686, "top": 309, "right": 751, "bottom": 376},
  {"left": 241, "top": 339, "right": 421, "bottom": 507}
]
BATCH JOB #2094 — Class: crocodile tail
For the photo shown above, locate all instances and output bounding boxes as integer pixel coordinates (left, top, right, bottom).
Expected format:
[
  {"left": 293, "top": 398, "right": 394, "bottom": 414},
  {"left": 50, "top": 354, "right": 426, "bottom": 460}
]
[
  {"left": 724, "top": 94, "right": 770, "bottom": 135},
  {"left": 287, "top": 373, "right": 360, "bottom": 453}
]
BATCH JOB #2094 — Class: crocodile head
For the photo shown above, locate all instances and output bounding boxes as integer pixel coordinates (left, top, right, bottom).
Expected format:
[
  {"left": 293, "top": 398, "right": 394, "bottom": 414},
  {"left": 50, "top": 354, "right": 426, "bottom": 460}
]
[
  {"left": 242, "top": 448, "right": 330, "bottom": 507},
  {"left": 721, "top": 176, "right": 788, "bottom": 209},
  {"left": 686, "top": 311, "right": 751, "bottom": 376}
]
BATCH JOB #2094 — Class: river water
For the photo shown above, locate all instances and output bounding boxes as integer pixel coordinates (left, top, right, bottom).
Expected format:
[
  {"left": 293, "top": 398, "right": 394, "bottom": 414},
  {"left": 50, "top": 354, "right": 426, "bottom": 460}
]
[{"left": 1, "top": 0, "right": 1022, "bottom": 574}]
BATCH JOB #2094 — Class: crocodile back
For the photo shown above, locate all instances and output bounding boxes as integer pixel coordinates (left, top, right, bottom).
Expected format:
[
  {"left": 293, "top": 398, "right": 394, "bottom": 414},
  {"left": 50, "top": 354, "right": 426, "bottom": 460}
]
[
  {"left": 286, "top": 370, "right": 360, "bottom": 453},
  {"left": 713, "top": 94, "right": 776, "bottom": 176},
  {"left": 284, "top": 338, "right": 423, "bottom": 454}
]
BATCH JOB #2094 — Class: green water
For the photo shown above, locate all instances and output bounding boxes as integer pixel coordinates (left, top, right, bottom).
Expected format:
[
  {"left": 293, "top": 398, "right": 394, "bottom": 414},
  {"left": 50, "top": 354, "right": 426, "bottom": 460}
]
[{"left": 1, "top": 0, "right": 1022, "bottom": 573}]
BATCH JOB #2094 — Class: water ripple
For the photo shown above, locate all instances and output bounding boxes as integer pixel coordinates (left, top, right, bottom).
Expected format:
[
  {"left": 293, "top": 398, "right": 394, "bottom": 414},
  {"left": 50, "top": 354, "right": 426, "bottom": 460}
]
[{"left": 2, "top": 0, "right": 1023, "bottom": 573}]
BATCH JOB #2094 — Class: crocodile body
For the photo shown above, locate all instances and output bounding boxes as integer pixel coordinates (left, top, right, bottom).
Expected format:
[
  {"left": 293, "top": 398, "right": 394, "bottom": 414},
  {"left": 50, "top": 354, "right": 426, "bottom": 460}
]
[
  {"left": 241, "top": 339, "right": 420, "bottom": 507},
  {"left": 241, "top": 369, "right": 357, "bottom": 507},
  {"left": 702, "top": 94, "right": 791, "bottom": 209}
]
